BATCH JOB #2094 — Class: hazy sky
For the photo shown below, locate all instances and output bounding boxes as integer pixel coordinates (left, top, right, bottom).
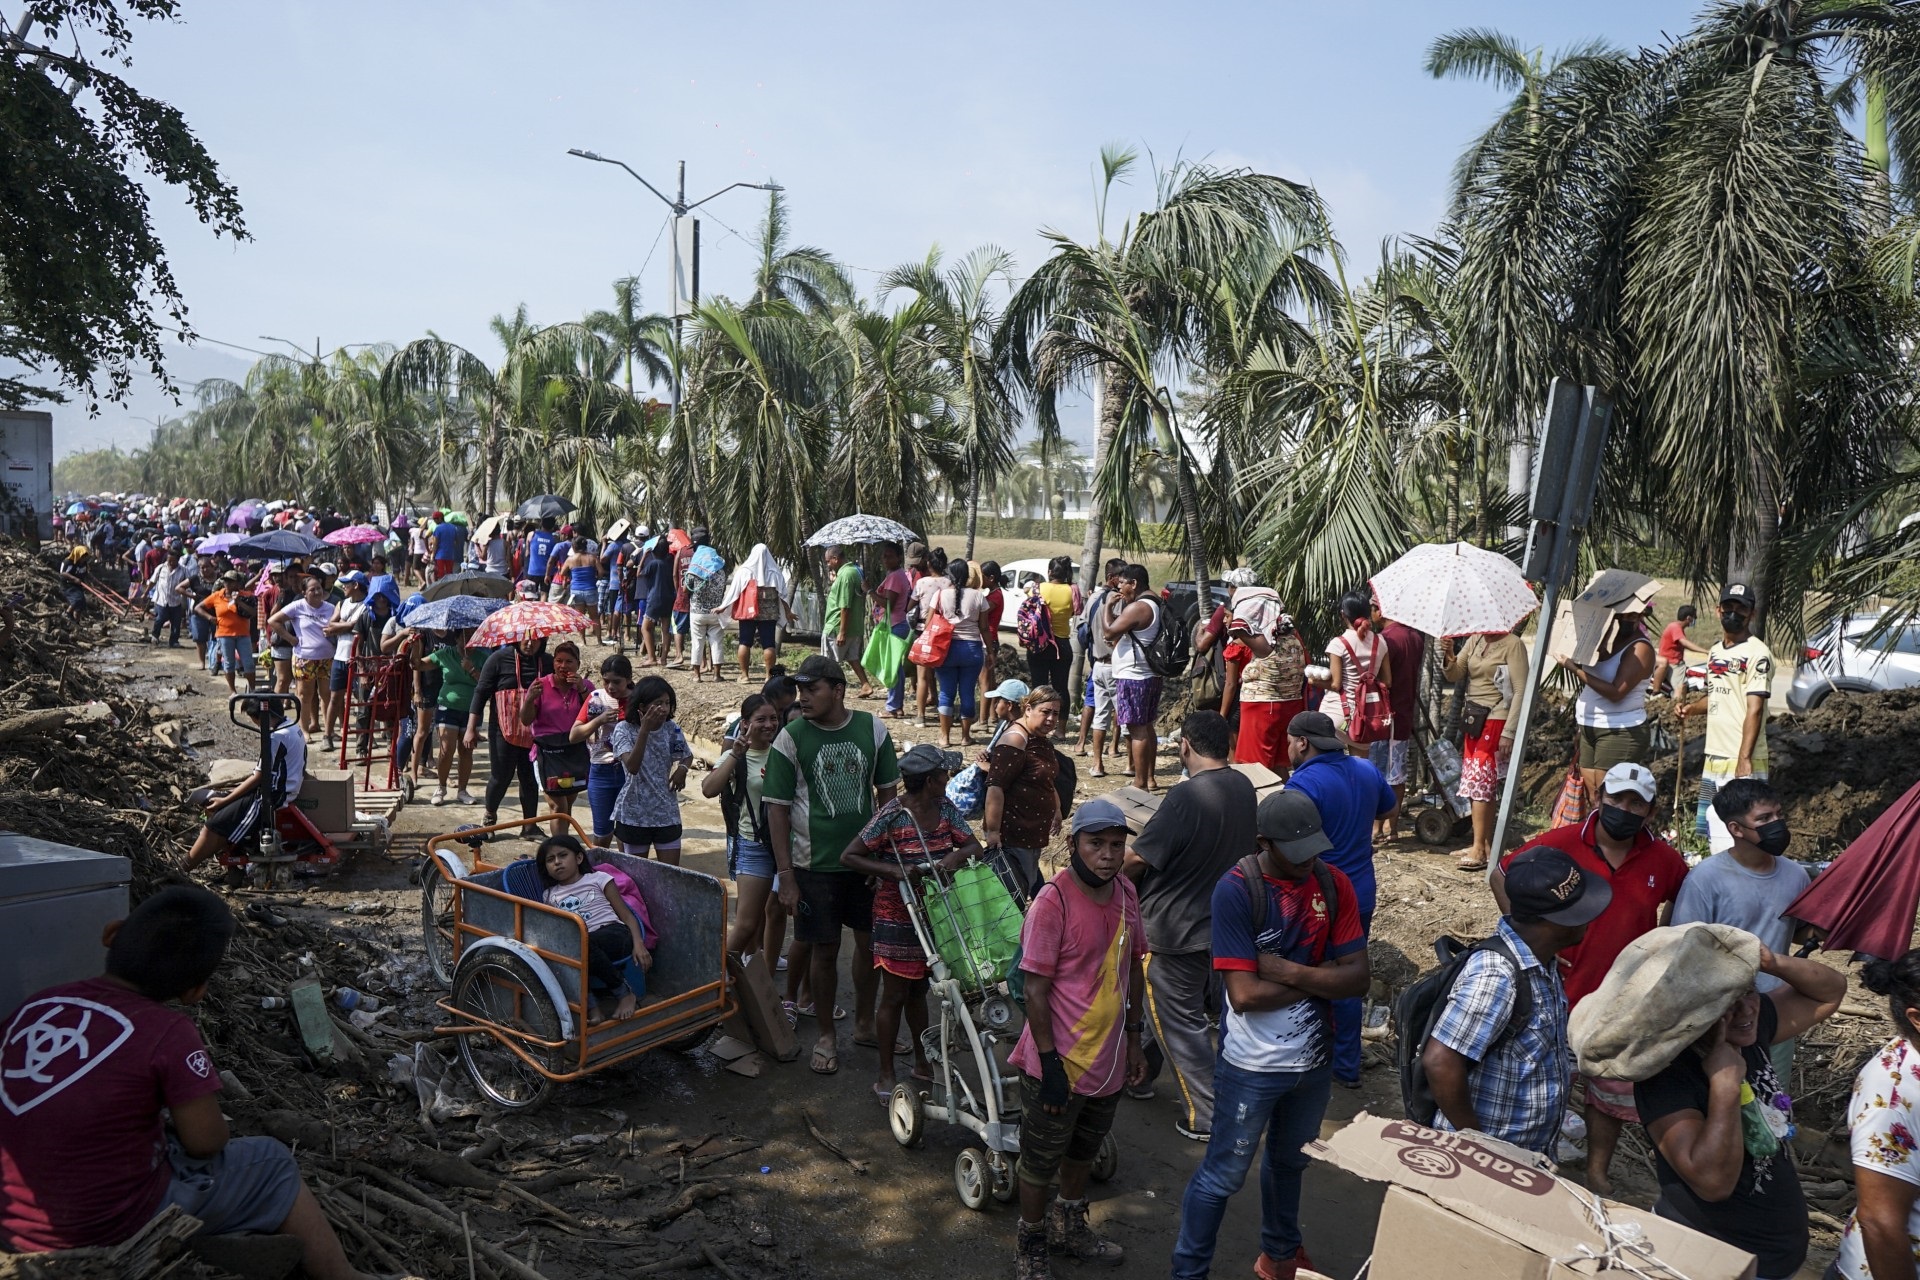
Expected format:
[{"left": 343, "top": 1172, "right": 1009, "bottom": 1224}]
[{"left": 63, "top": 0, "right": 1694, "bottom": 453}]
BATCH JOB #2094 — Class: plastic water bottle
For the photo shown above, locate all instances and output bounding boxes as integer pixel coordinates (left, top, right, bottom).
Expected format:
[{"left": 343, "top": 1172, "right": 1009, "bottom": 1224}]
[
  {"left": 334, "top": 987, "right": 381, "bottom": 1013},
  {"left": 259, "top": 996, "right": 289, "bottom": 1010}
]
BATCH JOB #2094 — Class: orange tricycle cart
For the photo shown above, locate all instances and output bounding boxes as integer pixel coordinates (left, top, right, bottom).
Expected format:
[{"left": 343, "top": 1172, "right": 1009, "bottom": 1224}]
[{"left": 423, "top": 814, "right": 733, "bottom": 1110}]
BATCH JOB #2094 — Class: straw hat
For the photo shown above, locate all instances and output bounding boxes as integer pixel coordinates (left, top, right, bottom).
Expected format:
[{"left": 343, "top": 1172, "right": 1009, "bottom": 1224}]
[{"left": 1569, "top": 923, "right": 1760, "bottom": 1082}]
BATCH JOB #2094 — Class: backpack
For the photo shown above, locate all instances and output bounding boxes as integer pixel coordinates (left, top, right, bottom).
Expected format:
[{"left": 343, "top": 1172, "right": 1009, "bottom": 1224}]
[
  {"left": 1234, "top": 853, "right": 1339, "bottom": 940},
  {"left": 1394, "top": 934, "right": 1535, "bottom": 1127},
  {"left": 1338, "top": 633, "right": 1394, "bottom": 744},
  {"left": 684, "top": 546, "right": 726, "bottom": 610},
  {"left": 1140, "top": 600, "right": 1189, "bottom": 678},
  {"left": 1017, "top": 591, "right": 1057, "bottom": 655}
]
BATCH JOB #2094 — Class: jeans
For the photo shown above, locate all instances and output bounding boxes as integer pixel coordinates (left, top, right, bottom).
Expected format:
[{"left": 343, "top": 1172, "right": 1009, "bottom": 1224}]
[
  {"left": 151, "top": 602, "right": 183, "bottom": 644},
  {"left": 936, "top": 639, "right": 984, "bottom": 719},
  {"left": 1171, "top": 1058, "right": 1333, "bottom": 1279},
  {"left": 885, "top": 621, "right": 911, "bottom": 712},
  {"left": 584, "top": 921, "right": 634, "bottom": 993},
  {"left": 586, "top": 760, "right": 624, "bottom": 840},
  {"left": 1330, "top": 901, "right": 1374, "bottom": 1083}
]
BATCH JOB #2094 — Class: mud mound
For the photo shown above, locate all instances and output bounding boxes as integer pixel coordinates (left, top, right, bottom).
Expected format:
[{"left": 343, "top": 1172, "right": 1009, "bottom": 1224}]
[{"left": 1771, "top": 688, "right": 1920, "bottom": 858}]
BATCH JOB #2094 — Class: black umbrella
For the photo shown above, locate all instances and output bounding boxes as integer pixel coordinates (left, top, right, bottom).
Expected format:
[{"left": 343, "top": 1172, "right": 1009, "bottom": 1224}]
[
  {"left": 513, "top": 494, "right": 576, "bottom": 521},
  {"left": 231, "top": 529, "right": 329, "bottom": 559},
  {"left": 424, "top": 571, "right": 513, "bottom": 602}
]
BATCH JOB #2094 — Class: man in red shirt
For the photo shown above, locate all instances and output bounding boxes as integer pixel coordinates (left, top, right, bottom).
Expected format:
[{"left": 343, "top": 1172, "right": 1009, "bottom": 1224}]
[
  {"left": 0, "top": 886, "right": 374, "bottom": 1278},
  {"left": 1492, "top": 761, "right": 1687, "bottom": 1194},
  {"left": 1651, "top": 603, "right": 1710, "bottom": 696}
]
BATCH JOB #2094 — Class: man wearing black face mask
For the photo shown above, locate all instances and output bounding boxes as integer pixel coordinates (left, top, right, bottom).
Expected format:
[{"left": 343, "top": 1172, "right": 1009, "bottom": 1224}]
[
  {"left": 1672, "top": 777, "right": 1813, "bottom": 1082},
  {"left": 1492, "top": 762, "right": 1689, "bottom": 1194}
]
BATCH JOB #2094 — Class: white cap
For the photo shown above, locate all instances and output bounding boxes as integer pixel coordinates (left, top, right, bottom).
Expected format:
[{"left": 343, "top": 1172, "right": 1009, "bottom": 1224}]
[{"left": 1602, "top": 762, "right": 1657, "bottom": 803}]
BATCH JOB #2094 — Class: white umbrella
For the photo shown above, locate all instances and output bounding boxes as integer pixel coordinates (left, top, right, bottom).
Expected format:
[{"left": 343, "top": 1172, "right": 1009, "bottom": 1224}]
[
  {"left": 804, "top": 514, "right": 918, "bottom": 548},
  {"left": 1369, "top": 542, "right": 1538, "bottom": 638}
]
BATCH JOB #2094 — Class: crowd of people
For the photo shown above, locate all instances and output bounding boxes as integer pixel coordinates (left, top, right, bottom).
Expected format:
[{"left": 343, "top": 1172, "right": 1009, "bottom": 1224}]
[{"left": 14, "top": 493, "right": 1910, "bottom": 1280}]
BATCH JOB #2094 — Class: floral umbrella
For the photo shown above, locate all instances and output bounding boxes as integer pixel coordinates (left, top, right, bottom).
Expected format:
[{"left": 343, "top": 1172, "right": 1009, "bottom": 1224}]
[
  {"left": 323, "top": 524, "right": 385, "bottom": 547},
  {"left": 1368, "top": 541, "right": 1538, "bottom": 638},
  {"left": 465, "top": 601, "right": 592, "bottom": 648},
  {"left": 804, "top": 514, "right": 919, "bottom": 548},
  {"left": 403, "top": 594, "right": 508, "bottom": 633}
]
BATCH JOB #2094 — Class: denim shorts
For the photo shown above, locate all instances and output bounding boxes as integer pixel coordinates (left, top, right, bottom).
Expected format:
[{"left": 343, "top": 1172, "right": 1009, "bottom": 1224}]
[
  {"left": 158, "top": 1135, "right": 301, "bottom": 1236},
  {"left": 729, "top": 834, "right": 776, "bottom": 880},
  {"left": 329, "top": 659, "right": 352, "bottom": 692},
  {"left": 216, "top": 635, "right": 254, "bottom": 674}
]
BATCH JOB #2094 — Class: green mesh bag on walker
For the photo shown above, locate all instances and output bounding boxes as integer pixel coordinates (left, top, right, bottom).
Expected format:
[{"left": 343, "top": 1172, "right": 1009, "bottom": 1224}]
[{"left": 925, "top": 860, "right": 1024, "bottom": 990}]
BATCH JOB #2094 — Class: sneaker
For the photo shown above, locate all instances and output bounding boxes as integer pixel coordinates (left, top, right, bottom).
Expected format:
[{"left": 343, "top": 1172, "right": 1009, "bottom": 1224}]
[
  {"left": 456, "top": 790, "right": 476, "bottom": 805},
  {"left": 430, "top": 787, "right": 448, "bottom": 806},
  {"left": 1045, "top": 1199, "right": 1123, "bottom": 1266},
  {"left": 1254, "top": 1247, "right": 1313, "bottom": 1280},
  {"left": 1015, "top": 1218, "right": 1052, "bottom": 1280},
  {"left": 1123, "top": 1083, "right": 1156, "bottom": 1100},
  {"left": 1174, "top": 1121, "right": 1211, "bottom": 1143}
]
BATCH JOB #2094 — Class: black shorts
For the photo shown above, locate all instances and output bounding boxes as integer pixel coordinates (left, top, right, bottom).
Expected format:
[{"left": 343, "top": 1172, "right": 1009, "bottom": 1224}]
[
  {"left": 433, "top": 706, "right": 466, "bottom": 729},
  {"left": 614, "top": 822, "right": 683, "bottom": 847},
  {"left": 792, "top": 868, "right": 873, "bottom": 944},
  {"left": 738, "top": 619, "right": 778, "bottom": 650},
  {"left": 329, "top": 659, "right": 351, "bottom": 692},
  {"left": 206, "top": 793, "right": 270, "bottom": 846}
]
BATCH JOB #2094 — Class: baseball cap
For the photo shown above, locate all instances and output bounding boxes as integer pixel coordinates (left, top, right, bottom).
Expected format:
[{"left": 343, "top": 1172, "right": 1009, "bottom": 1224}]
[
  {"left": 1255, "top": 791, "right": 1333, "bottom": 864},
  {"left": 220, "top": 569, "right": 244, "bottom": 583},
  {"left": 1601, "top": 762, "right": 1656, "bottom": 803},
  {"left": 1286, "top": 710, "right": 1345, "bottom": 754},
  {"left": 1069, "top": 797, "right": 1131, "bottom": 837},
  {"left": 339, "top": 570, "right": 368, "bottom": 586},
  {"left": 905, "top": 540, "right": 929, "bottom": 567},
  {"left": 791, "top": 655, "right": 846, "bottom": 686},
  {"left": 1503, "top": 846, "right": 1614, "bottom": 926},
  {"left": 987, "top": 678, "right": 1030, "bottom": 702},
  {"left": 1720, "top": 583, "right": 1757, "bottom": 608},
  {"left": 514, "top": 578, "right": 541, "bottom": 600},
  {"left": 898, "top": 744, "right": 962, "bottom": 777}
]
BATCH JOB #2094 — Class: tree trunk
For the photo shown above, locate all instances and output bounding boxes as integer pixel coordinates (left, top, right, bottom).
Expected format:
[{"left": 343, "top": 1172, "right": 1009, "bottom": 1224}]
[
  {"left": 482, "top": 411, "right": 500, "bottom": 515},
  {"left": 1150, "top": 400, "right": 1210, "bottom": 594},
  {"left": 1867, "top": 76, "right": 1893, "bottom": 237},
  {"left": 1077, "top": 364, "right": 1122, "bottom": 595},
  {"left": 965, "top": 464, "right": 981, "bottom": 560},
  {"left": 1726, "top": 453, "right": 1779, "bottom": 637}
]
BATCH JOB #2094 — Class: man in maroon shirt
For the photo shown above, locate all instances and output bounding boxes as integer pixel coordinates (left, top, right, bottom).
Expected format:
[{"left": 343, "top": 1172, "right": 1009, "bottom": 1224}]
[
  {"left": 1492, "top": 762, "right": 1688, "bottom": 1194},
  {"left": 0, "top": 887, "right": 374, "bottom": 1278},
  {"left": 1368, "top": 599, "right": 1425, "bottom": 840}
]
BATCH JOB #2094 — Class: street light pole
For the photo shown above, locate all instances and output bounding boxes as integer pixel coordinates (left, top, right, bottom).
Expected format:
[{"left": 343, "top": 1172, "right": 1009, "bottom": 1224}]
[{"left": 566, "top": 148, "right": 781, "bottom": 500}]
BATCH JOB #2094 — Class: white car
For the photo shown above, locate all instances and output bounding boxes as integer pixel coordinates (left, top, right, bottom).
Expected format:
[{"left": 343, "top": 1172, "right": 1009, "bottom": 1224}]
[
  {"left": 994, "top": 558, "right": 1078, "bottom": 632},
  {"left": 1786, "top": 611, "right": 1920, "bottom": 712}
]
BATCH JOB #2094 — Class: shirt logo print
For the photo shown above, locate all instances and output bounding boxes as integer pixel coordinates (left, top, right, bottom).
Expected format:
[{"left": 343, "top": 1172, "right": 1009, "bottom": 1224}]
[
  {"left": 809, "top": 741, "right": 868, "bottom": 817},
  {"left": 0, "top": 997, "right": 137, "bottom": 1115}
]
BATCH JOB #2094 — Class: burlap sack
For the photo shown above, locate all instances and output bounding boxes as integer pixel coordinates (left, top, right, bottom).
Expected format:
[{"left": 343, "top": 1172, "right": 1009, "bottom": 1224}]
[{"left": 1569, "top": 923, "right": 1760, "bottom": 1082}]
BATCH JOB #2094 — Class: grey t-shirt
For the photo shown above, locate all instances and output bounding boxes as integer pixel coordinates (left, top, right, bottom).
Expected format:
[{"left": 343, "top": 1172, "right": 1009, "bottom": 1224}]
[
  {"left": 1131, "top": 765, "right": 1258, "bottom": 954},
  {"left": 1084, "top": 588, "right": 1116, "bottom": 661},
  {"left": 1669, "top": 851, "right": 1810, "bottom": 992}
]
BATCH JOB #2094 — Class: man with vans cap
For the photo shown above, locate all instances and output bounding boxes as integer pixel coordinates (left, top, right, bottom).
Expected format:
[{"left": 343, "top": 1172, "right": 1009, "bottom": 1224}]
[
  {"left": 1493, "top": 760, "right": 1688, "bottom": 1192},
  {"left": 1425, "top": 846, "right": 1612, "bottom": 1156},
  {"left": 1171, "top": 788, "right": 1368, "bottom": 1280}
]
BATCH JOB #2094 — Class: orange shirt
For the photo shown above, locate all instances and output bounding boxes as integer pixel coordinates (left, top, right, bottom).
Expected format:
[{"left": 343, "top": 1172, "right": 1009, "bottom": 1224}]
[{"left": 205, "top": 589, "right": 254, "bottom": 638}]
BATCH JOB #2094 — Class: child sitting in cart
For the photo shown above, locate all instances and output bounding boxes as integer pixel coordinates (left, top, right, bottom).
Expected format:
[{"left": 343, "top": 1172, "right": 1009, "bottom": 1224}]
[
  {"left": 534, "top": 834, "right": 655, "bottom": 1022},
  {"left": 839, "top": 743, "right": 986, "bottom": 1101}
]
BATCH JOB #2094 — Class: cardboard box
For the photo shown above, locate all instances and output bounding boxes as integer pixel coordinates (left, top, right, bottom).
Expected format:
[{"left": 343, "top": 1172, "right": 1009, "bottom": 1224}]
[
  {"left": 1547, "top": 570, "right": 1662, "bottom": 666},
  {"left": 1105, "top": 786, "right": 1162, "bottom": 832},
  {"left": 726, "top": 951, "right": 799, "bottom": 1062},
  {"left": 1309, "top": 1112, "right": 1756, "bottom": 1280},
  {"left": 292, "top": 770, "right": 355, "bottom": 834},
  {"left": 1231, "top": 761, "right": 1286, "bottom": 799}
]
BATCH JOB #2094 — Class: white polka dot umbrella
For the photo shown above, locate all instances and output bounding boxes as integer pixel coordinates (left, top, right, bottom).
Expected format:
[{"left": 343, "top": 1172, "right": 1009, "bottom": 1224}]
[{"left": 1368, "top": 542, "right": 1539, "bottom": 638}]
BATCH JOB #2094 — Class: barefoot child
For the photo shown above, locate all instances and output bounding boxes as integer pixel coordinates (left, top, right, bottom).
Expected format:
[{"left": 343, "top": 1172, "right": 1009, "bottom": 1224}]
[{"left": 534, "top": 834, "right": 654, "bottom": 1023}]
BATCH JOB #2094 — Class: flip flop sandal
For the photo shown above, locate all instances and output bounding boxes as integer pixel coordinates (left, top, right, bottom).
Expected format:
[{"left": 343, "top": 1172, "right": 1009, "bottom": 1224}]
[
  {"left": 1454, "top": 858, "right": 1489, "bottom": 873},
  {"left": 796, "top": 1003, "right": 846, "bottom": 1021},
  {"left": 872, "top": 1082, "right": 895, "bottom": 1102},
  {"left": 810, "top": 1046, "right": 839, "bottom": 1075}
]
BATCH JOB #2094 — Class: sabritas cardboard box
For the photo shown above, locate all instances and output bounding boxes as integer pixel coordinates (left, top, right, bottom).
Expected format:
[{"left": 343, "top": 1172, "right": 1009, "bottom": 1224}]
[{"left": 1308, "top": 1113, "right": 1756, "bottom": 1280}]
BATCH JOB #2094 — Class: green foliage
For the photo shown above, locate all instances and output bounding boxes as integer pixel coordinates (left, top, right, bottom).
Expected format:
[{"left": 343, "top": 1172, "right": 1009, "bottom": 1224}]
[
  {"left": 53, "top": 444, "right": 143, "bottom": 494},
  {"left": 0, "top": 1, "right": 245, "bottom": 409}
]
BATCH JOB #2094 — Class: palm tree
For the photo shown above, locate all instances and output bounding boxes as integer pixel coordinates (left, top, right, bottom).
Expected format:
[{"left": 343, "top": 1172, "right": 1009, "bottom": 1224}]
[
  {"left": 747, "top": 190, "right": 853, "bottom": 313},
  {"left": 881, "top": 246, "right": 1019, "bottom": 557},
  {"left": 1003, "top": 145, "right": 1330, "bottom": 593},
  {"left": 585, "top": 277, "right": 672, "bottom": 396}
]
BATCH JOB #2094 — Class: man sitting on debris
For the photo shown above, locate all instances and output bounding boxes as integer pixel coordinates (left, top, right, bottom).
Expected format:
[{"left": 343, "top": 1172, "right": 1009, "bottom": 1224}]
[
  {"left": 0, "top": 886, "right": 380, "bottom": 1279},
  {"left": 183, "top": 698, "right": 305, "bottom": 871},
  {"left": 1423, "top": 847, "right": 1611, "bottom": 1156}
]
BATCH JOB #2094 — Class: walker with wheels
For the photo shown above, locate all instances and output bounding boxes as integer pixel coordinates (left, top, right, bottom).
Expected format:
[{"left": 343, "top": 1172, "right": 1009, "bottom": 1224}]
[{"left": 884, "top": 854, "right": 1118, "bottom": 1209}]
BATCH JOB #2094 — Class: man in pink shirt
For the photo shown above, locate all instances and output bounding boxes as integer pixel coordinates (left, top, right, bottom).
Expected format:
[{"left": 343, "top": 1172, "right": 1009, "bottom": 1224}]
[{"left": 1008, "top": 798, "right": 1147, "bottom": 1279}]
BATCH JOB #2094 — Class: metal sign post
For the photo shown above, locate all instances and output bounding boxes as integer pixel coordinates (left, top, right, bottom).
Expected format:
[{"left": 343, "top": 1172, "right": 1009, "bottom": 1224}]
[{"left": 1490, "top": 379, "right": 1613, "bottom": 862}]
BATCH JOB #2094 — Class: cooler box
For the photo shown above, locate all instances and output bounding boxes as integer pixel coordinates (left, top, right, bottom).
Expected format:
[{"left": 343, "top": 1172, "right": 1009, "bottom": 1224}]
[{"left": 0, "top": 836, "right": 132, "bottom": 1023}]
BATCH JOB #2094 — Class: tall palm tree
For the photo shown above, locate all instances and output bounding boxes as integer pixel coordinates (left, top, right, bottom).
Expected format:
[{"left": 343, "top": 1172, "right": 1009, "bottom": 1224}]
[
  {"left": 585, "top": 276, "right": 672, "bottom": 396},
  {"left": 747, "top": 190, "right": 852, "bottom": 313},
  {"left": 882, "top": 246, "right": 1020, "bottom": 557},
  {"left": 1003, "top": 145, "right": 1330, "bottom": 592}
]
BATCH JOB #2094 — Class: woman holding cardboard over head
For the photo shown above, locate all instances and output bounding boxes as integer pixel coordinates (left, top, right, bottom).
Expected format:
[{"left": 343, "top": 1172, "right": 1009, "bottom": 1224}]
[{"left": 1570, "top": 924, "right": 1846, "bottom": 1280}]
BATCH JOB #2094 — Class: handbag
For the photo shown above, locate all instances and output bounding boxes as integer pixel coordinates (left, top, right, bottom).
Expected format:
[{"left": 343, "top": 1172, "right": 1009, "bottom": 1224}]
[
  {"left": 862, "top": 624, "right": 907, "bottom": 687},
  {"left": 1550, "top": 764, "right": 1588, "bottom": 828},
  {"left": 1462, "top": 701, "right": 1491, "bottom": 740},
  {"left": 908, "top": 600, "right": 955, "bottom": 666},
  {"left": 534, "top": 732, "right": 590, "bottom": 796},
  {"left": 493, "top": 687, "right": 535, "bottom": 748}
]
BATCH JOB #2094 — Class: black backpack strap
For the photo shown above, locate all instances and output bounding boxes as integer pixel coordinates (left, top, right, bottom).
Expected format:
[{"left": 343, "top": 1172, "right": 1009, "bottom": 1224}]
[{"left": 1237, "top": 854, "right": 1267, "bottom": 936}]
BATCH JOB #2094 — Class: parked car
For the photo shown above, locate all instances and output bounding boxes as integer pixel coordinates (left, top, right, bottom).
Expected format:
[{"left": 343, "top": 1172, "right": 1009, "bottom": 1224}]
[
  {"left": 993, "top": 558, "right": 1078, "bottom": 632},
  {"left": 1786, "top": 611, "right": 1920, "bottom": 713}
]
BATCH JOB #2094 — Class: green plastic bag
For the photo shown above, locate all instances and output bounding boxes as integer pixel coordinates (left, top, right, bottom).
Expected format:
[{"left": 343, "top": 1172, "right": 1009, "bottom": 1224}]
[
  {"left": 862, "top": 625, "right": 907, "bottom": 688},
  {"left": 926, "top": 861, "right": 1024, "bottom": 991}
]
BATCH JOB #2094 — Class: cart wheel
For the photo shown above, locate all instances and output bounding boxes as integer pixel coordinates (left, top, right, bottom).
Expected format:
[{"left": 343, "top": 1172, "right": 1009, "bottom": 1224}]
[
  {"left": 1414, "top": 806, "right": 1456, "bottom": 847},
  {"left": 662, "top": 1025, "right": 714, "bottom": 1053},
  {"left": 421, "top": 863, "right": 457, "bottom": 988},
  {"left": 451, "top": 950, "right": 559, "bottom": 1111},
  {"left": 1090, "top": 1131, "right": 1118, "bottom": 1183},
  {"left": 889, "top": 1083, "right": 924, "bottom": 1148},
  {"left": 987, "top": 1150, "right": 1016, "bottom": 1203},
  {"left": 954, "top": 1147, "right": 992, "bottom": 1210}
]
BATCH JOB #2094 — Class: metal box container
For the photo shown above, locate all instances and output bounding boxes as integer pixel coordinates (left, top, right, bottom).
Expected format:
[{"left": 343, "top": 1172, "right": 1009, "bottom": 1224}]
[{"left": 0, "top": 835, "right": 132, "bottom": 1022}]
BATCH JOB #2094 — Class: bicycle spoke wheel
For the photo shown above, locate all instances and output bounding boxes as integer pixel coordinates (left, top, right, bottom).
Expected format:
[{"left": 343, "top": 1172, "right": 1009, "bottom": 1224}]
[
  {"left": 451, "top": 949, "right": 560, "bottom": 1111},
  {"left": 421, "top": 862, "right": 456, "bottom": 988}
]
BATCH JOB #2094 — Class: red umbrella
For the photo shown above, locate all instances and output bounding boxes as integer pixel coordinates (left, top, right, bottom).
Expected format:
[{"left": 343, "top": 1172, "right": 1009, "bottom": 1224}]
[
  {"left": 1787, "top": 776, "right": 1920, "bottom": 961},
  {"left": 465, "top": 601, "right": 591, "bottom": 648}
]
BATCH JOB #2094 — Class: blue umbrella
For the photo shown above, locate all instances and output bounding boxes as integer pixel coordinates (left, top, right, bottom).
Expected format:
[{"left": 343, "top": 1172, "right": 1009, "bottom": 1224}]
[
  {"left": 232, "top": 529, "right": 328, "bottom": 558},
  {"left": 402, "top": 594, "right": 508, "bottom": 632},
  {"left": 64, "top": 502, "right": 89, "bottom": 515}
]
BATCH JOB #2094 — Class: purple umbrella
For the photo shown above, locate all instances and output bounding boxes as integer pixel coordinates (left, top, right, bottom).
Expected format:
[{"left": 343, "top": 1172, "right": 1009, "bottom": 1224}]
[
  {"left": 323, "top": 524, "right": 385, "bottom": 547},
  {"left": 226, "top": 500, "right": 263, "bottom": 529},
  {"left": 196, "top": 533, "right": 240, "bottom": 554}
]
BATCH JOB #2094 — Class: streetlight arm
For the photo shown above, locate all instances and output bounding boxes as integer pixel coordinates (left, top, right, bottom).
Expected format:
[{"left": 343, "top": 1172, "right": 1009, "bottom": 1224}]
[
  {"left": 687, "top": 181, "right": 781, "bottom": 211},
  {"left": 567, "top": 149, "right": 680, "bottom": 213}
]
